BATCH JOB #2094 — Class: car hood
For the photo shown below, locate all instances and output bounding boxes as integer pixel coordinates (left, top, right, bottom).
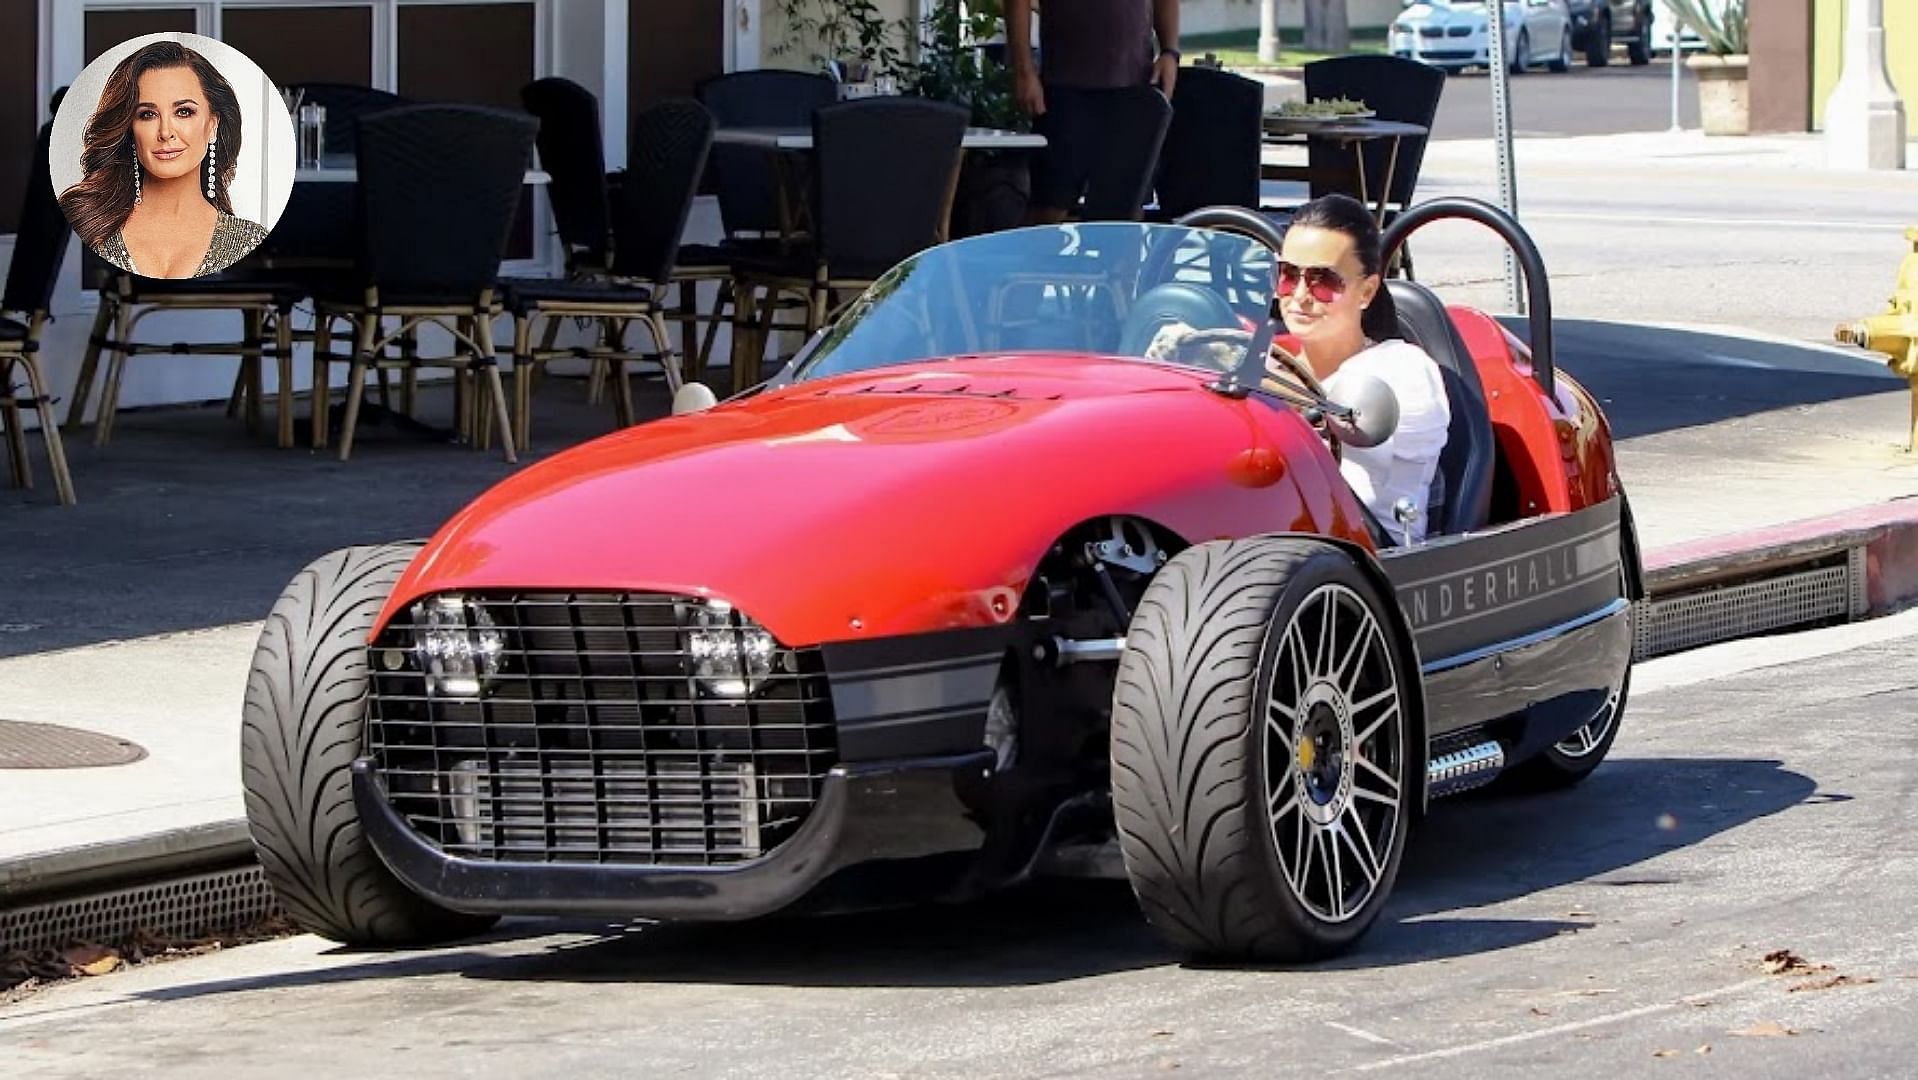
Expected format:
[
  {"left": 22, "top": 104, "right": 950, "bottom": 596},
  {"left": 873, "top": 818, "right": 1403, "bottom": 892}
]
[
  {"left": 378, "top": 355, "right": 1310, "bottom": 644},
  {"left": 1399, "top": 1, "right": 1510, "bottom": 24}
]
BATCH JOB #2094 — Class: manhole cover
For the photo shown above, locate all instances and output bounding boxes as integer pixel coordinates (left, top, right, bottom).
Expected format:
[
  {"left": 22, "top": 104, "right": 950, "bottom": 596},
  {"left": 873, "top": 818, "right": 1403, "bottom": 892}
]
[{"left": 0, "top": 720, "right": 148, "bottom": 769}]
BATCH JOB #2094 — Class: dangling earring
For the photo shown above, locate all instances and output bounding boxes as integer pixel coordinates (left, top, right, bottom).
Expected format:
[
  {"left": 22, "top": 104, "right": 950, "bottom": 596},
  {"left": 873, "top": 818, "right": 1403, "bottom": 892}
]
[
  {"left": 133, "top": 158, "right": 142, "bottom": 204},
  {"left": 205, "top": 139, "right": 216, "bottom": 201}
]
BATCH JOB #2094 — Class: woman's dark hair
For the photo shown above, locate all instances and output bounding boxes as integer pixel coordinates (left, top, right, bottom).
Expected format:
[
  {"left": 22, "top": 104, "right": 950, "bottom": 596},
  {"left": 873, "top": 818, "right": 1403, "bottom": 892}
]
[
  {"left": 1287, "top": 193, "right": 1399, "bottom": 341},
  {"left": 57, "top": 41, "right": 242, "bottom": 254}
]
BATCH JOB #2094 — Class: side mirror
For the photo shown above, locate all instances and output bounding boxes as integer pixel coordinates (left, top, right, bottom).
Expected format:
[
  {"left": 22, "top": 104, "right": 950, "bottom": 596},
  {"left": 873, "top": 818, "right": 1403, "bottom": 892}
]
[
  {"left": 672, "top": 381, "right": 719, "bottom": 416},
  {"left": 1322, "top": 373, "right": 1399, "bottom": 449}
]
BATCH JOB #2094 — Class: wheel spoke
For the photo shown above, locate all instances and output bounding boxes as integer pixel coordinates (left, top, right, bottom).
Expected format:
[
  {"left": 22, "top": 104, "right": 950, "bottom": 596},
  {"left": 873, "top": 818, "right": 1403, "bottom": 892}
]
[
  {"left": 1340, "top": 803, "right": 1384, "bottom": 889},
  {"left": 1316, "top": 593, "right": 1336, "bottom": 680},
  {"left": 1355, "top": 701, "right": 1399, "bottom": 748},
  {"left": 1352, "top": 784, "right": 1400, "bottom": 813},
  {"left": 1269, "top": 785, "right": 1298, "bottom": 830},
  {"left": 1323, "top": 825, "right": 1346, "bottom": 920},
  {"left": 1284, "top": 624, "right": 1308, "bottom": 703},
  {"left": 1333, "top": 614, "right": 1376, "bottom": 696},
  {"left": 1355, "top": 752, "right": 1401, "bottom": 796}
]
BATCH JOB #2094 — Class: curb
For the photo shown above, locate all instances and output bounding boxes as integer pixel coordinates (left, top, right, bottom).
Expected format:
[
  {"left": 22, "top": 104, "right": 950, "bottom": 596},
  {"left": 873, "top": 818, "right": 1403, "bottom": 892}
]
[
  {"left": 0, "top": 820, "right": 254, "bottom": 908},
  {"left": 1644, "top": 496, "right": 1918, "bottom": 614}
]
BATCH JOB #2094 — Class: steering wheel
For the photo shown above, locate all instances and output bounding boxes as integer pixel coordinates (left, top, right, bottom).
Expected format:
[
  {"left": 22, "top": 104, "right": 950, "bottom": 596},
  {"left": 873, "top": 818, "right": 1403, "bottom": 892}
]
[{"left": 1117, "top": 282, "right": 1243, "bottom": 360}]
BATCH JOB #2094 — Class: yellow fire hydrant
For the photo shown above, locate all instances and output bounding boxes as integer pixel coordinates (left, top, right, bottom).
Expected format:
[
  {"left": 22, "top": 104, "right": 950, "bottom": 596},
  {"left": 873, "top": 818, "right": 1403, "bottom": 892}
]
[{"left": 1837, "top": 226, "right": 1918, "bottom": 451}]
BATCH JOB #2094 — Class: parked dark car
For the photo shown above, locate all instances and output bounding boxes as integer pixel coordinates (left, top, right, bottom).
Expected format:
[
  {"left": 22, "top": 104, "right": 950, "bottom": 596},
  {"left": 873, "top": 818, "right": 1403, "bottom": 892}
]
[{"left": 1567, "top": 0, "right": 1654, "bottom": 65}]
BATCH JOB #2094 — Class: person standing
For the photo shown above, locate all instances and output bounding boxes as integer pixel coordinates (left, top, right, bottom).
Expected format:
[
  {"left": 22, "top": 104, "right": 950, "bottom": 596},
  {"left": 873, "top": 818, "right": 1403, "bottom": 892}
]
[{"left": 1006, "top": 0, "right": 1180, "bottom": 223}]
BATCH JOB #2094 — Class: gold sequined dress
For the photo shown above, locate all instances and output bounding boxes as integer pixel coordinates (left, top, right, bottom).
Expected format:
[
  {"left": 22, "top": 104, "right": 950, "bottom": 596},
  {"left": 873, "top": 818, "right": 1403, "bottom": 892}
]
[{"left": 98, "top": 210, "right": 270, "bottom": 278}]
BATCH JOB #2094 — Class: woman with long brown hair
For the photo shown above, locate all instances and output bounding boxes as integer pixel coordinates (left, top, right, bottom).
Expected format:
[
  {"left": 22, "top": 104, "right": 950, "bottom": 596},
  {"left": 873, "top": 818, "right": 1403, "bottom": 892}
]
[{"left": 58, "top": 40, "right": 267, "bottom": 278}]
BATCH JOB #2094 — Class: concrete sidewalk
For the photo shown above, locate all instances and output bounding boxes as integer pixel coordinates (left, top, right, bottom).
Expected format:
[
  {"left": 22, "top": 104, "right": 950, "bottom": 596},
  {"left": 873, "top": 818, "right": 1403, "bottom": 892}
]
[{"left": 3, "top": 323, "right": 1917, "bottom": 913}]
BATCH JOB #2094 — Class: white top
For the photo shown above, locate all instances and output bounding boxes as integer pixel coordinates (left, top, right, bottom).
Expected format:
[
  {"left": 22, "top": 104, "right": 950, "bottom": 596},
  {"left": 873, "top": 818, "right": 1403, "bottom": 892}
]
[{"left": 1322, "top": 340, "right": 1451, "bottom": 545}]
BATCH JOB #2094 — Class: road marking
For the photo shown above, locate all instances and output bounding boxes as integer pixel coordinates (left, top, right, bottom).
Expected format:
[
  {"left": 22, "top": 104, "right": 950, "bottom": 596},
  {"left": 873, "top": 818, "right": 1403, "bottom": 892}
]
[
  {"left": 1346, "top": 976, "right": 1776, "bottom": 1071},
  {"left": 1525, "top": 210, "right": 1898, "bottom": 232},
  {"left": 1325, "top": 1021, "right": 1399, "bottom": 1047}
]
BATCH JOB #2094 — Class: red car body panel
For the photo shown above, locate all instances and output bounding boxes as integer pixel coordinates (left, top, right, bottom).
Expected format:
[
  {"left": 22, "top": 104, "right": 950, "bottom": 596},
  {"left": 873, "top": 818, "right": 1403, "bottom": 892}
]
[
  {"left": 377, "top": 356, "right": 1378, "bottom": 647},
  {"left": 1449, "top": 307, "right": 1618, "bottom": 517}
]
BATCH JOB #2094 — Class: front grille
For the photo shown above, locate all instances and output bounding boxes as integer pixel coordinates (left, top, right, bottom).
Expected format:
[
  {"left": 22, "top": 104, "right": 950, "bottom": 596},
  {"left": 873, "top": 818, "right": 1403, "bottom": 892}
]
[{"left": 366, "top": 592, "right": 837, "bottom": 867}]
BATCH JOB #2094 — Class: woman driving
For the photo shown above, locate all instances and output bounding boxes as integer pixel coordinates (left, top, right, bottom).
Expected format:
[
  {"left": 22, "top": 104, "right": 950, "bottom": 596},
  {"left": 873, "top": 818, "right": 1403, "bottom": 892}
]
[
  {"left": 1273, "top": 195, "right": 1450, "bottom": 544},
  {"left": 58, "top": 40, "right": 267, "bottom": 279}
]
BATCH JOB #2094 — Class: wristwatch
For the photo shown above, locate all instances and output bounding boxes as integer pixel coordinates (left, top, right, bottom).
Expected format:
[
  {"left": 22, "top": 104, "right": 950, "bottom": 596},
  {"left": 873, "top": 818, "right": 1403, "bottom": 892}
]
[{"left": 1159, "top": 47, "right": 1182, "bottom": 61}]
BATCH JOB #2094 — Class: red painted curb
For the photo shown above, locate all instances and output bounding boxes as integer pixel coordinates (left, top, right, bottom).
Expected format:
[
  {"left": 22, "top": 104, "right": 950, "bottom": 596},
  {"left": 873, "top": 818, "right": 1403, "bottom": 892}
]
[{"left": 1644, "top": 496, "right": 1918, "bottom": 614}]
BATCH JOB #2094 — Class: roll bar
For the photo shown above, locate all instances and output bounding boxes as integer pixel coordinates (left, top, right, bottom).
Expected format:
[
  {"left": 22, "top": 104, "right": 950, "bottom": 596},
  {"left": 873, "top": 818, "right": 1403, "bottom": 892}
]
[{"left": 1380, "top": 197, "right": 1556, "bottom": 398}]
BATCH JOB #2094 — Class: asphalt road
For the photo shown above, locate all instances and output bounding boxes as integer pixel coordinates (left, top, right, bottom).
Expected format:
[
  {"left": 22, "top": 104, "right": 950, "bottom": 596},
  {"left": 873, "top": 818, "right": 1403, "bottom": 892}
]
[
  {"left": 1429, "top": 59, "right": 1700, "bottom": 140},
  {"left": 7, "top": 612, "right": 1918, "bottom": 1078}
]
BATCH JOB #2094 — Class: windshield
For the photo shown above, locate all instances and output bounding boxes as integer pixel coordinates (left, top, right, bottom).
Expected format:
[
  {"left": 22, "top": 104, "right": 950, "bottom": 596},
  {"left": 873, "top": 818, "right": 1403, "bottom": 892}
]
[{"left": 788, "top": 223, "right": 1278, "bottom": 384}]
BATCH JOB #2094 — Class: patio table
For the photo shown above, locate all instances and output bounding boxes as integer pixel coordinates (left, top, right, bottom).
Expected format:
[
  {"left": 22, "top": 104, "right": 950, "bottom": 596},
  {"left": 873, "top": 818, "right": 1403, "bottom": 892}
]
[
  {"left": 712, "top": 126, "right": 1047, "bottom": 151},
  {"left": 294, "top": 152, "right": 552, "bottom": 184},
  {"left": 1259, "top": 116, "right": 1428, "bottom": 228}
]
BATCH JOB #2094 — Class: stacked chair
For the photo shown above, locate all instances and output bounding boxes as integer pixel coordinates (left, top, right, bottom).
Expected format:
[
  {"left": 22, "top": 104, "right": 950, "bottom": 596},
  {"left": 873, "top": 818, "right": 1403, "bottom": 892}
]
[
  {"left": 312, "top": 104, "right": 538, "bottom": 462},
  {"left": 499, "top": 95, "right": 715, "bottom": 449},
  {"left": 729, "top": 97, "right": 971, "bottom": 390},
  {"left": 0, "top": 120, "right": 76, "bottom": 505}
]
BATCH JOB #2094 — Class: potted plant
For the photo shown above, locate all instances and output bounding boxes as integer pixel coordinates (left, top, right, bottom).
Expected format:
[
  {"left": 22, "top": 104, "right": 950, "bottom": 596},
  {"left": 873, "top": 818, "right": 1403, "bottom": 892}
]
[
  {"left": 771, "top": 0, "right": 910, "bottom": 91},
  {"left": 1668, "top": 0, "right": 1750, "bottom": 135}
]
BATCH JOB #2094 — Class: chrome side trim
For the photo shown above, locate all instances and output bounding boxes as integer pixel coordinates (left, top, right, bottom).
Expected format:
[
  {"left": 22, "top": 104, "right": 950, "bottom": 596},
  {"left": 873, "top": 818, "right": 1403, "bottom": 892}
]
[
  {"left": 1426, "top": 739, "right": 1506, "bottom": 797},
  {"left": 1421, "top": 598, "right": 1630, "bottom": 676}
]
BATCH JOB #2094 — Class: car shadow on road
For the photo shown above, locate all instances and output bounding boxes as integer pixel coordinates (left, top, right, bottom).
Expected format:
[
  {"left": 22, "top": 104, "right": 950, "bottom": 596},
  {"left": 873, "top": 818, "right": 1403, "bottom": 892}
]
[
  {"left": 79, "top": 755, "right": 1814, "bottom": 1008},
  {"left": 1500, "top": 318, "right": 1901, "bottom": 440}
]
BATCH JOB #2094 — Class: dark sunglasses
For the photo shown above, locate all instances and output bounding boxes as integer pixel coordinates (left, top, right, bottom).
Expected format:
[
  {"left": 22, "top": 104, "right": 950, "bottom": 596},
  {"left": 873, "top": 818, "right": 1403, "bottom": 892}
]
[{"left": 1276, "top": 261, "right": 1348, "bottom": 304}]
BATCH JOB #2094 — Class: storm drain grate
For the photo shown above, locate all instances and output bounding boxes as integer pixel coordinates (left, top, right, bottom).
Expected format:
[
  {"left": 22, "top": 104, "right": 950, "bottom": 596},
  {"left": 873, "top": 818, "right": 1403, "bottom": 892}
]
[
  {"left": 0, "top": 720, "right": 147, "bottom": 769},
  {"left": 1634, "top": 550, "right": 1863, "bottom": 661},
  {"left": 0, "top": 866, "right": 279, "bottom": 957}
]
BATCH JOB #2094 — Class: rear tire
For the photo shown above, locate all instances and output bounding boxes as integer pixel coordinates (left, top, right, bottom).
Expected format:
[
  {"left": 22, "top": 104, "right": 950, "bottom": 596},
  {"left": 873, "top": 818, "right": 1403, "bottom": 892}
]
[
  {"left": 241, "top": 543, "right": 499, "bottom": 946},
  {"left": 1585, "top": 15, "right": 1612, "bottom": 66},
  {"left": 1110, "top": 538, "right": 1415, "bottom": 962},
  {"left": 1627, "top": 14, "right": 1653, "bottom": 65}
]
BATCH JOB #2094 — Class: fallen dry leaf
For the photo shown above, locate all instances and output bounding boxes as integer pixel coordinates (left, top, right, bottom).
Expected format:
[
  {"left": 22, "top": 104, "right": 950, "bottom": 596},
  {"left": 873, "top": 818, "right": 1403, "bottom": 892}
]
[
  {"left": 1530, "top": 1007, "right": 1553, "bottom": 1018},
  {"left": 1152, "top": 1030, "right": 1173, "bottom": 1038},
  {"left": 1696, "top": 1045, "right": 1712, "bottom": 1055},
  {"left": 58, "top": 944, "right": 122, "bottom": 977},
  {"left": 1653, "top": 1049, "right": 1680, "bottom": 1058},
  {"left": 1789, "top": 974, "right": 1876, "bottom": 993},
  {"left": 1761, "top": 949, "right": 1832, "bottom": 976},
  {"left": 1567, "top": 909, "right": 1595, "bottom": 918},
  {"left": 1730, "top": 1020, "right": 1798, "bottom": 1038}
]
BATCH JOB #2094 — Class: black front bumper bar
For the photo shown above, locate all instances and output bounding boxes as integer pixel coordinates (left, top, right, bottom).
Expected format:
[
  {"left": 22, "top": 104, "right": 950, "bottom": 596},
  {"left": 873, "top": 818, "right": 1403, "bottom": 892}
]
[{"left": 351, "top": 751, "right": 995, "bottom": 921}]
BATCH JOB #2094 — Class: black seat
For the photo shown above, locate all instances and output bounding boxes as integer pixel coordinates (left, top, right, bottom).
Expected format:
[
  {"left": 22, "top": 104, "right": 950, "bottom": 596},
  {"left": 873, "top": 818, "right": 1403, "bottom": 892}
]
[{"left": 1384, "top": 278, "right": 1494, "bottom": 537}]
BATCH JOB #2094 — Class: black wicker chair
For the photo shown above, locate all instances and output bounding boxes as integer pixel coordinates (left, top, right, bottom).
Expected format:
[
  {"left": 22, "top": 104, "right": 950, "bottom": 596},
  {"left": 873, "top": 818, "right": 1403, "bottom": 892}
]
[
  {"left": 498, "top": 98, "right": 714, "bottom": 448},
  {"left": 1, "top": 121, "right": 77, "bottom": 504},
  {"left": 1153, "top": 66, "right": 1265, "bottom": 219},
  {"left": 312, "top": 104, "right": 538, "bottom": 462},
  {"left": 730, "top": 97, "right": 970, "bottom": 391},
  {"left": 1080, "top": 85, "right": 1174, "bottom": 222},
  {"left": 521, "top": 77, "right": 614, "bottom": 275},
  {"left": 688, "top": 70, "right": 841, "bottom": 383},
  {"left": 1271, "top": 55, "right": 1444, "bottom": 274}
]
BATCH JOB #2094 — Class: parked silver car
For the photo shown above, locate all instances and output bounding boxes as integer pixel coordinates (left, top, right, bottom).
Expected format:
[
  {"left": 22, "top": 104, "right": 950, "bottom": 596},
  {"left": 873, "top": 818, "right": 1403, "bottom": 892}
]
[{"left": 1390, "top": 0, "right": 1575, "bottom": 75}]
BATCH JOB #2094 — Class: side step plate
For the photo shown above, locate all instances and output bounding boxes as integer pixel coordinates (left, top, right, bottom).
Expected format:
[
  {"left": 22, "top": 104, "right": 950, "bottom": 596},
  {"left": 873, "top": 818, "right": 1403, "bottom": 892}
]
[{"left": 1427, "top": 739, "right": 1506, "bottom": 798}]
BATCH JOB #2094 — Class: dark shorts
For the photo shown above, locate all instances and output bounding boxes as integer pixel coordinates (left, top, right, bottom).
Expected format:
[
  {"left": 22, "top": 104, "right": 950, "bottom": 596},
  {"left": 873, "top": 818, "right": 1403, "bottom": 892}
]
[{"left": 1030, "top": 85, "right": 1141, "bottom": 213}]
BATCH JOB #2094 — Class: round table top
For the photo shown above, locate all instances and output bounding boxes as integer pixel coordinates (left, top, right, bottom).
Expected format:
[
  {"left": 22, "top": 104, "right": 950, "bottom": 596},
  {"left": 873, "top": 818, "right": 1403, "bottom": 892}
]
[{"left": 1260, "top": 116, "right": 1429, "bottom": 139}]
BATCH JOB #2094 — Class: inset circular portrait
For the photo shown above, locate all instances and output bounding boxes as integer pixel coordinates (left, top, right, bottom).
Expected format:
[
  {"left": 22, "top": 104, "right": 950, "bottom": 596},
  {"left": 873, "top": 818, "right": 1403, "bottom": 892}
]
[{"left": 49, "top": 33, "right": 295, "bottom": 280}]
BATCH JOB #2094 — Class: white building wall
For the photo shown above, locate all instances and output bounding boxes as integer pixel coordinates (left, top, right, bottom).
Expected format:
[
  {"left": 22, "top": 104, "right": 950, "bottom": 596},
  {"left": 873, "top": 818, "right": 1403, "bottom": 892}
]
[{"left": 1181, "top": 0, "right": 1407, "bottom": 37}]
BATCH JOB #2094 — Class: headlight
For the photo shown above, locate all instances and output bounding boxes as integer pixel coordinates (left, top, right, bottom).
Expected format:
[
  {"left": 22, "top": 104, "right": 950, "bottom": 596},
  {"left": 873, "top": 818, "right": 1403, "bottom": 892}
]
[
  {"left": 416, "top": 595, "right": 504, "bottom": 696},
  {"left": 683, "top": 599, "right": 779, "bottom": 698}
]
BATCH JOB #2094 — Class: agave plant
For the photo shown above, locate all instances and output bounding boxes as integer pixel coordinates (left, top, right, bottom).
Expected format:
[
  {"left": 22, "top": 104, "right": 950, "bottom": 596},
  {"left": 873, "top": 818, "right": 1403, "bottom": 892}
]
[{"left": 1665, "top": 0, "right": 1749, "bottom": 57}]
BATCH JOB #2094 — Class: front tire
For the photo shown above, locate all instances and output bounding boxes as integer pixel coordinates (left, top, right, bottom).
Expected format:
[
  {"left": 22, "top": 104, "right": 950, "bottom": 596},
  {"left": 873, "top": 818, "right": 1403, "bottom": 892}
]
[
  {"left": 1110, "top": 538, "right": 1416, "bottom": 962},
  {"left": 1550, "top": 29, "right": 1573, "bottom": 72},
  {"left": 240, "top": 543, "right": 499, "bottom": 946},
  {"left": 1510, "top": 30, "right": 1531, "bottom": 74}
]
